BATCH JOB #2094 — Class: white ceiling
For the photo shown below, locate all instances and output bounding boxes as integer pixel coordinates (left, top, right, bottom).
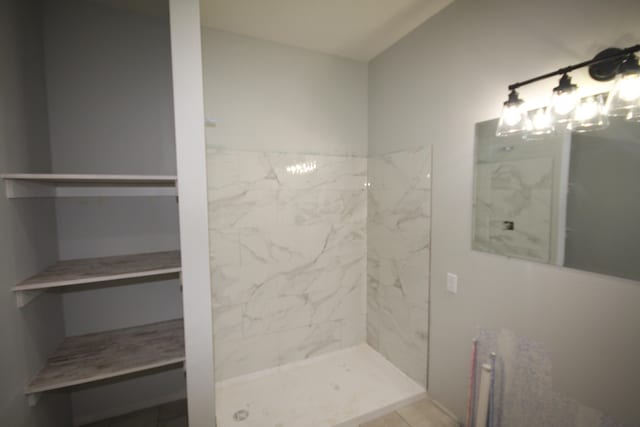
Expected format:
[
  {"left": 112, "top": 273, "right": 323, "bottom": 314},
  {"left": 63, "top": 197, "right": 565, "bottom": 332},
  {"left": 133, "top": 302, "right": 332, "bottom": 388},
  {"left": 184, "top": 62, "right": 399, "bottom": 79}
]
[
  {"left": 91, "top": 0, "right": 454, "bottom": 61},
  {"left": 199, "top": 0, "right": 454, "bottom": 61}
]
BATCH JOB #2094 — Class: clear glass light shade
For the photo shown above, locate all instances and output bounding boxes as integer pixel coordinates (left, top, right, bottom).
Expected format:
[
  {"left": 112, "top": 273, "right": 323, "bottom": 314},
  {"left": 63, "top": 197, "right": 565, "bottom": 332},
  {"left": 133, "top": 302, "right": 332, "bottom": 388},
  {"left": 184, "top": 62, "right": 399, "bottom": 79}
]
[
  {"left": 527, "top": 107, "right": 554, "bottom": 137},
  {"left": 570, "top": 94, "right": 609, "bottom": 132},
  {"left": 496, "top": 91, "right": 528, "bottom": 137},
  {"left": 550, "top": 89, "right": 580, "bottom": 124},
  {"left": 605, "top": 72, "right": 640, "bottom": 116}
]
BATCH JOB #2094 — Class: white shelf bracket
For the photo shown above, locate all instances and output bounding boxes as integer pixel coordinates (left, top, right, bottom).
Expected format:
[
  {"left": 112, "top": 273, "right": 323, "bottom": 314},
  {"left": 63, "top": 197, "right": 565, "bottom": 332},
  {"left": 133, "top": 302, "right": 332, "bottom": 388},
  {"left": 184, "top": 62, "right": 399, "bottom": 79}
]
[
  {"left": 27, "top": 393, "right": 41, "bottom": 407},
  {"left": 16, "top": 290, "right": 43, "bottom": 309}
]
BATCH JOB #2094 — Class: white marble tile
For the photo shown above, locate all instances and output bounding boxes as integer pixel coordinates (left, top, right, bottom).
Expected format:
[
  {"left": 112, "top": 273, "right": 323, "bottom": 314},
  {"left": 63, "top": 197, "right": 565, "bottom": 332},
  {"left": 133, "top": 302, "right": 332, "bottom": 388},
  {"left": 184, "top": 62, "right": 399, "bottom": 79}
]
[
  {"left": 277, "top": 321, "right": 344, "bottom": 365},
  {"left": 210, "top": 267, "right": 253, "bottom": 309},
  {"left": 269, "top": 153, "right": 367, "bottom": 190},
  {"left": 215, "top": 345, "right": 425, "bottom": 427},
  {"left": 206, "top": 148, "right": 368, "bottom": 379},
  {"left": 367, "top": 251, "right": 429, "bottom": 310},
  {"left": 281, "top": 256, "right": 364, "bottom": 298},
  {"left": 367, "top": 148, "right": 431, "bottom": 192},
  {"left": 208, "top": 188, "right": 280, "bottom": 230},
  {"left": 214, "top": 333, "right": 280, "bottom": 381},
  {"left": 341, "top": 314, "right": 367, "bottom": 349},
  {"left": 367, "top": 307, "right": 428, "bottom": 386},
  {"left": 309, "top": 277, "right": 365, "bottom": 325},
  {"left": 208, "top": 229, "right": 240, "bottom": 267},
  {"left": 277, "top": 189, "right": 367, "bottom": 226},
  {"left": 208, "top": 146, "right": 431, "bottom": 384},
  {"left": 243, "top": 295, "right": 314, "bottom": 337},
  {"left": 206, "top": 149, "right": 367, "bottom": 192},
  {"left": 213, "top": 304, "right": 244, "bottom": 342}
]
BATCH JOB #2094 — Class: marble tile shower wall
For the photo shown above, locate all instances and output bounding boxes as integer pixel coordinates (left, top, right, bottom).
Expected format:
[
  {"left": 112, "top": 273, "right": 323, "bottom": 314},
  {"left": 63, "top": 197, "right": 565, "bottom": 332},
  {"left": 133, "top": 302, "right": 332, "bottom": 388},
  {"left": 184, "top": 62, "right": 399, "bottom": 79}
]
[
  {"left": 367, "top": 147, "right": 432, "bottom": 387},
  {"left": 206, "top": 148, "right": 368, "bottom": 380}
]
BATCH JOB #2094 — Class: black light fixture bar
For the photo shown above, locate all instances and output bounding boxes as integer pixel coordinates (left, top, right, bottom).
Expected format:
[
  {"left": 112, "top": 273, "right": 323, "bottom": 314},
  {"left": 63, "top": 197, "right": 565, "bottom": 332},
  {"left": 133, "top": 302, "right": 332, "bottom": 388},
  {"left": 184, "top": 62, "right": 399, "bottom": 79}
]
[{"left": 507, "top": 44, "right": 640, "bottom": 91}]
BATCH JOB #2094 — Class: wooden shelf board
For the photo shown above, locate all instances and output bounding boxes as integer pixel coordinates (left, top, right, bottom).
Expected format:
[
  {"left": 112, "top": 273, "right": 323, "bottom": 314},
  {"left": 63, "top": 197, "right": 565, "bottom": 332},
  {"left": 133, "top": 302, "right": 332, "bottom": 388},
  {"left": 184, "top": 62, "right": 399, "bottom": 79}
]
[
  {"left": 1, "top": 174, "right": 178, "bottom": 198},
  {"left": 1, "top": 173, "right": 177, "bottom": 184},
  {"left": 25, "top": 319, "right": 185, "bottom": 394},
  {"left": 13, "top": 251, "right": 181, "bottom": 292}
]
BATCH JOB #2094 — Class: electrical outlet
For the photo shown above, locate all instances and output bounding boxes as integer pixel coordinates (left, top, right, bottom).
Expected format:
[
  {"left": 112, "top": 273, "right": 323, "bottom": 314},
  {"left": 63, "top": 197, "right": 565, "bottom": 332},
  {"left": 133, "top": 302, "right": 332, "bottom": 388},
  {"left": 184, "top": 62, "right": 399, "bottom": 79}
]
[{"left": 446, "top": 273, "right": 458, "bottom": 294}]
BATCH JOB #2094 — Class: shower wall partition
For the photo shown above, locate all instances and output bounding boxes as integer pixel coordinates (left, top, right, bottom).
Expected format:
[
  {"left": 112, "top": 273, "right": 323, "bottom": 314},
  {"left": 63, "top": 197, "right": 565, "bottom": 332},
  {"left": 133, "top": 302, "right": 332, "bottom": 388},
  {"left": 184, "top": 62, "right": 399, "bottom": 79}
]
[
  {"left": 205, "top": 146, "right": 431, "bottom": 385},
  {"left": 206, "top": 148, "right": 368, "bottom": 380},
  {"left": 367, "top": 147, "right": 432, "bottom": 387}
]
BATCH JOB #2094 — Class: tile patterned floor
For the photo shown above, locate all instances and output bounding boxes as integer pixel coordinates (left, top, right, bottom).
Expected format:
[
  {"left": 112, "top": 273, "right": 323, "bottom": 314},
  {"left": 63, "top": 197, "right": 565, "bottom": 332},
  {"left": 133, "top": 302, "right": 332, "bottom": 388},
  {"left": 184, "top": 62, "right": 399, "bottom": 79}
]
[
  {"left": 359, "top": 398, "right": 459, "bottom": 427},
  {"left": 81, "top": 399, "right": 188, "bottom": 427}
]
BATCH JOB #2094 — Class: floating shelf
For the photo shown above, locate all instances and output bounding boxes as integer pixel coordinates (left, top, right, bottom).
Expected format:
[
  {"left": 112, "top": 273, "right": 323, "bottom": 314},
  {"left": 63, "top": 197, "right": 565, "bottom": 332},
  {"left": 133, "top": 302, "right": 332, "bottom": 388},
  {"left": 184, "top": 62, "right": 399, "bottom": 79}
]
[
  {"left": 14, "top": 250, "right": 181, "bottom": 292},
  {"left": 26, "top": 319, "right": 185, "bottom": 396},
  {"left": 13, "top": 251, "right": 181, "bottom": 308},
  {"left": 1, "top": 173, "right": 178, "bottom": 198}
]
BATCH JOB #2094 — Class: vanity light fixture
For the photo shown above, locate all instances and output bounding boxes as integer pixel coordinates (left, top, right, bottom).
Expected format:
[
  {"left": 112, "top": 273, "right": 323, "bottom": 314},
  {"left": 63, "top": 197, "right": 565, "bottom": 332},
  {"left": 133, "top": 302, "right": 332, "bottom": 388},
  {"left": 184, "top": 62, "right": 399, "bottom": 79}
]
[{"left": 497, "top": 44, "right": 640, "bottom": 137}]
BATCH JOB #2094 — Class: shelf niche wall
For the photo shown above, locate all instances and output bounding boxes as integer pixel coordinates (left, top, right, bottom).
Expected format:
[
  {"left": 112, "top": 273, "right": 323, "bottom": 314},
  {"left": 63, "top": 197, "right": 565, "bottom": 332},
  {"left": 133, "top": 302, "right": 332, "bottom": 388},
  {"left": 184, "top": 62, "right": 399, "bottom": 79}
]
[
  {"left": 0, "top": 0, "right": 72, "bottom": 425},
  {"left": 39, "top": 0, "right": 184, "bottom": 424}
]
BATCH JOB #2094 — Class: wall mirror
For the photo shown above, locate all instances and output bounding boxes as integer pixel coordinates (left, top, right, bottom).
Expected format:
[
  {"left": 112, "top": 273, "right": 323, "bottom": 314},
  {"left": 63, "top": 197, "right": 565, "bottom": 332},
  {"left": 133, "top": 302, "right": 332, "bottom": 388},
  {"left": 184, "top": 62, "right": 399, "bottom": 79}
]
[{"left": 472, "top": 117, "right": 640, "bottom": 282}]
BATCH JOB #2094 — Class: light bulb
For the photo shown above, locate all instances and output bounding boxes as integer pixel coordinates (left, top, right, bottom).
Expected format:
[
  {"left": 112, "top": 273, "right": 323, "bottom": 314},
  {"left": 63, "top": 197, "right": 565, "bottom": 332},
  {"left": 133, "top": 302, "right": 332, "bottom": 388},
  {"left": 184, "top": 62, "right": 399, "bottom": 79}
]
[
  {"left": 503, "top": 105, "right": 524, "bottom": 126},
  {"left": 553, "top": 92, "right": 579, "bottom": 115}
]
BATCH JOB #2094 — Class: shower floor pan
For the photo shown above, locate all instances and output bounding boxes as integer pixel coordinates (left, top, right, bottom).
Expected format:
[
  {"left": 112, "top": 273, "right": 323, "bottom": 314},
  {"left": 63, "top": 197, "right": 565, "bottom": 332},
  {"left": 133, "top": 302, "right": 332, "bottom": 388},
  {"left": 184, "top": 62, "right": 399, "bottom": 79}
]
[{"left": 215, "top": 344, "right": 425, "bottom": 427}]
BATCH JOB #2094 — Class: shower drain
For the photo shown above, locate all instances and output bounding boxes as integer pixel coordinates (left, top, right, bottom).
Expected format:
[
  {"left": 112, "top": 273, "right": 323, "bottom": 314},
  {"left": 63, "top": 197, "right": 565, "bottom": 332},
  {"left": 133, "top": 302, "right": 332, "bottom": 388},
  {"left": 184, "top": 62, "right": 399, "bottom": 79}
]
[{"left": 233, "top": 409, "right": 249, "bottom": 421}]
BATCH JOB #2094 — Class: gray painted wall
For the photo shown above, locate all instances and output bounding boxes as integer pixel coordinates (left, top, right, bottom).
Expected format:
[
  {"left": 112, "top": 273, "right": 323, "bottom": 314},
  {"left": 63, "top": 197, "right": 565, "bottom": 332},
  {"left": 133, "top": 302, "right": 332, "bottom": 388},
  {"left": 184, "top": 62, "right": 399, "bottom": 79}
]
[
  {"left": 42, "top": 0, "right": 183, "bottom": 423},
  {"left": 0, "top": 0, "right": 71, "bottom": 425},
  {"left": 369, "top": 0, "right": 640, "bottom": 424},
  {"left": 201, "top": 28, "right": 368, "bottom": 156}
]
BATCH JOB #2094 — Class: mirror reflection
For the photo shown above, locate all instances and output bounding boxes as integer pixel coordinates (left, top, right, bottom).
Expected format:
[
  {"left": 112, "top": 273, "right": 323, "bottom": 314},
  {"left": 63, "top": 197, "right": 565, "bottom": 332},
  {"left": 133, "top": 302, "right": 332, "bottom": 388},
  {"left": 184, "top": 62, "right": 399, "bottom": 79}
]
[{"left": 472, "top": 116, "right": 640, "bottom": 281}]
